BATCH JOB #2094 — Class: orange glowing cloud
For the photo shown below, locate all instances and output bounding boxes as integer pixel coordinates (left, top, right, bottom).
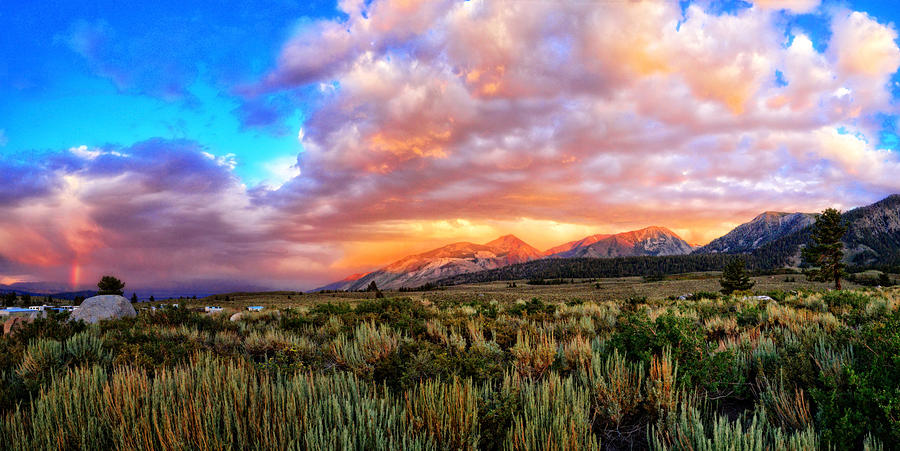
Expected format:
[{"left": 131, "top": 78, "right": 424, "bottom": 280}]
[{"left": 5, "top": 1, "right": 900, "bottom": 291}]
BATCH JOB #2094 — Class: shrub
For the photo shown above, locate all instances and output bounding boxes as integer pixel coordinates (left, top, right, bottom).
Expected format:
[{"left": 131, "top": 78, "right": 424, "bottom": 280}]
[
  {"left": 510, "top": 330, "right": 557, "bottom": 379},
  {"left": 507, "top": 298, "right": 556, "bottom": 317},
  {"left": 610, "top": 312, "right": 704, "bottom": 375},
  {"left": 504, "top": 374, "right": 599, "bottom": 450},
  {"left": 823, "top": 290, "right": 871, "bottom": 310},
  {"left": 403, "top": 377, "right": 479, "bottom": 449},
  {"left": 17, "top": 339, "right": 65, "bottom": 386},
  {"left": 330, "top": 321, "right": 401, "bottom": 376},
  {"left": 582, "top": 349, "right": 643, "bottom": 429},
  {"left": 64, "top": 331, "right": 109, "bottom": 367},
  {"left": 354, "top": 297, "right": 430, "bottom": 335},
  {"left": 649, "top": 406, "right": 818, "bottom": 450}
]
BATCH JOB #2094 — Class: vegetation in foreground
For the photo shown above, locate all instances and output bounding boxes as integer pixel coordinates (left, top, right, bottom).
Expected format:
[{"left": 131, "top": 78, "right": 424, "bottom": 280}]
[{"left": 1, "top": 287, "right": 898, "bottom": 450}]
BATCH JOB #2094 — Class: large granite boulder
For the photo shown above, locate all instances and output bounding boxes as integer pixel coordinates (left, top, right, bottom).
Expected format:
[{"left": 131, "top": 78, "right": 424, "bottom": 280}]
[{"left": 70, "top": 295, "right": 136, "bottom": 324}]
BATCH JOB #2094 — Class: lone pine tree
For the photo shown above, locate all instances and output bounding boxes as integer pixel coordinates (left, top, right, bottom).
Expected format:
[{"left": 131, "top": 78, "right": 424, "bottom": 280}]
[
  {"left": 719, "top": 259, "right": 755, "bottom": 294},
  {"left": 802, "top": 208, "right": 847, "bottom": 290}
]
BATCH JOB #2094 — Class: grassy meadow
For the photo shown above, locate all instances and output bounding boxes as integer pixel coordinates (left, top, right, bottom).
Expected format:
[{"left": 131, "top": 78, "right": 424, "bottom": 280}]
[
  {"left": 158, "top": 271, "right": 861, "bottom": 311},
  {"left": 0, "top": 277, "right": 898, "bottom": 449}
]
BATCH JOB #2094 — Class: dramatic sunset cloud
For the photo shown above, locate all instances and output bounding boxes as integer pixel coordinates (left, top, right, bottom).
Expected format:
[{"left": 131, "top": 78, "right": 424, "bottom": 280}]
[{"left": 2, "top": 0, "right": 900, "bottom": 290}]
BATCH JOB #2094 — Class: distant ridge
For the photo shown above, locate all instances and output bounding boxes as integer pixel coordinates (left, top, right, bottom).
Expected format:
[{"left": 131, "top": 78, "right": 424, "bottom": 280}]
[
  {"left": 546, "top": 226, "right": 693, "bottom": 258},
  {"left": 318, "top": 227, "right": 692, "bottom": 291},
  {"left": 316, "top": 235, "right": 544, "bottom": 291},
  {"left": 693, "top": 212, "right": 816, "bottom": 255},
  {"left": 543, "top": 234, "right": 611, "bottom": 257},
  {"left": 317, "top": 195, "right": 900, "bottom": 290},
  {"left": 704, "top": 194, "right": 900, "bottom": 268}
]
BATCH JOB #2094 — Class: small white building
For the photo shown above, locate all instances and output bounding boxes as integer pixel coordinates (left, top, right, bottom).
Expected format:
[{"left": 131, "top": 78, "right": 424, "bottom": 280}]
[
  {"left": 247, "top": 306, "right": 264, "bottom": 312},
  {"left": 205, "top": 306, "right": 223, "bottom": 313}
]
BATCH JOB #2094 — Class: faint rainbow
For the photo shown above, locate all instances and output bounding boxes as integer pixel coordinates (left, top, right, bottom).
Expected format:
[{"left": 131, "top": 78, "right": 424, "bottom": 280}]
[{"left": 70, "top": 262, "right": 80, "bottom": 289}]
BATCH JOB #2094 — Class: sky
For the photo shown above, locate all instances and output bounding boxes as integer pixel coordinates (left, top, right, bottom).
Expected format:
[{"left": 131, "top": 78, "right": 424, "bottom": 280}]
[{"left": 2, "top": 0, "right": 900, "bottom": 291}]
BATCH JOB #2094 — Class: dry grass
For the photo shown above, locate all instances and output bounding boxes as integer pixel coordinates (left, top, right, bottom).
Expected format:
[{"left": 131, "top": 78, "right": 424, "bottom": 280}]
[{"left": 145, "top": 272, "right": 854, "bottom": 312}]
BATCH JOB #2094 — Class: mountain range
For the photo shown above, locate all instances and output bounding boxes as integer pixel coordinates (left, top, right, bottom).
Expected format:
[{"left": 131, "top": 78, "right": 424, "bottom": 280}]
[
  {"left": 318, "top": 226, "right": 693, "bottom": 290},
  {"left": 320, "top": 195, "right": 900, "bottom": 290}
]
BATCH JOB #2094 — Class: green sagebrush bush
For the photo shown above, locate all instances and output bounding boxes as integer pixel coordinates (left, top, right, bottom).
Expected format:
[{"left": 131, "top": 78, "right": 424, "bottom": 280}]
[
  {"left": 649, "top": 405, "right": 818, "bottom": 451},
  {"left": 1, "top": 356, "right": 483, "bottom": 451},
  {"left": 2, "top": 288, "right": 900, "bottom": 449},
  {"left": 504, "top": 372, "right": 598, "bottom": 451}
]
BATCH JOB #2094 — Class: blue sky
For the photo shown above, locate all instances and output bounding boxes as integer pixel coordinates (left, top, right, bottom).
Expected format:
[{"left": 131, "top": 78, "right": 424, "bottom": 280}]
[
  {"left": 0, "top": 0, "right": 339, "bottom": 186},
  {"left": 2, "top": 0, "right": 898, "bottom": 186}
]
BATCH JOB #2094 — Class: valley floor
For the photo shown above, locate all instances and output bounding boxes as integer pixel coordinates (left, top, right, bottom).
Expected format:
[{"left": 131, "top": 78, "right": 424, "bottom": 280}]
[
  {"left": 1, "top": 276, "right": 897, "bottom": 449},
  {"left": 162, "top": 271, "right": 865, "bottom": 312}
]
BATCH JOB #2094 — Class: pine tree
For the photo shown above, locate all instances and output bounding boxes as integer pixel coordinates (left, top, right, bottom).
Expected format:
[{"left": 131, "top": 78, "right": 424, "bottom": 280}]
[
  {"left": 131, "top": 293, "right": 138, "bottom": 303},
  {"left": 802, "top": 208, "right": 847, "bottom": 290},
  {"left": 97, "top": 275, "right": 126, "bottom": 295},
  {"left": 719, "top": 259, "right": 754, "bottom": 294}
]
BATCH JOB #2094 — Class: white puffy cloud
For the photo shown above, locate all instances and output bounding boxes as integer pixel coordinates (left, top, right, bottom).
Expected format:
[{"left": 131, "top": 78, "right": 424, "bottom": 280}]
[{"left": 257, "top": 0, "right": 900, "bottom": 247}]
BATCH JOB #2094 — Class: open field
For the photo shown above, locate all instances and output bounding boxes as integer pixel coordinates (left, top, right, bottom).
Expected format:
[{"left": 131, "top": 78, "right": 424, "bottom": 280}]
[
  {"left": 2, "top": 283, "right": 898, "bottom": 449},
  {"left": 151, "top": 272, "right": 875, "bottom": 313}
]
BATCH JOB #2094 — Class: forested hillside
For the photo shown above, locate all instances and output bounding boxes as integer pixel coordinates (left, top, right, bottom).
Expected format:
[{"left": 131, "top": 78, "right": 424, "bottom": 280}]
[{"left": 435, "top": 254, "right": 747, "bottom": 285}]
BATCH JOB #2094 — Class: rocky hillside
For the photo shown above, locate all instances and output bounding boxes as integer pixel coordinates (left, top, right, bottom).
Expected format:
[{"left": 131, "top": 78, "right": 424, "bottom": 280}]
[
  {"left": 841, "top": 194, "right": 900, "bottom": 265},
  {"left": 546, "top": 227, "right": 693, "bottom": 258},
  {"left": 694, "top": 212, "right": 816, "bottom": 254},
  {"left": 543, "top": 234, "right": 611, "bottom": 257},
  {"left": 317, "top": 235, "right": 544, "bottom": 290},
  {"left": 726, "top": 195, "right": 900, "bottom": 268}
]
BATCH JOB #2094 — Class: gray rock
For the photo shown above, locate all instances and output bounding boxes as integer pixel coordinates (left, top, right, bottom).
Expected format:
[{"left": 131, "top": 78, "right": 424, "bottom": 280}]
[{"left": 70, "top": 295, "right": 136, "bottom": 324}]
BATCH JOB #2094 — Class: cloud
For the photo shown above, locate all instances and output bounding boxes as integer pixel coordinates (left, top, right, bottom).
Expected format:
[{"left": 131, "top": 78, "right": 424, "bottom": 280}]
[
  {"left": 753, "top": 0, "right": 820, "bottom": 14},
  {"left": 0, "top": 140, "right": 338, "bottom": 289},
  {"left": 262, "top": 155, "right": 302, "bottom": 190},
  {"left": 253, "top": 0, "right": 900, "bottom": 244},
  {"left": 6, "top": 1, "right": 900, "bottom": 290}
]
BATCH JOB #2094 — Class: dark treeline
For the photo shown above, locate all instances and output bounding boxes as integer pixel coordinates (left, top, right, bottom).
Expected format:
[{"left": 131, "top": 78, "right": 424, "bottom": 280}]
[{"left": 436, "top": 254, "right": 748, "bottom": 286}]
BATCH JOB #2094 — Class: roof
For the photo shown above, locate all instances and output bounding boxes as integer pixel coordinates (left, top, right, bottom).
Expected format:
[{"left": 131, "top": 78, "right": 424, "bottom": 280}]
[{"left": 2, "top": 308, "right": 36, "bottom": 313}]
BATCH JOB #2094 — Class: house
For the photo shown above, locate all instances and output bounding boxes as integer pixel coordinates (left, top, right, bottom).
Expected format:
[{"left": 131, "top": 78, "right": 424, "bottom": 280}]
[
  {"left": 205, "top": 306, "right": 223, "bottom": 313},
  {"left": 28, "top": 305, "right": 54, "bottom": 312},
  {"left": 247, "top": 306, "right": 264, "bottom": 312}
]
